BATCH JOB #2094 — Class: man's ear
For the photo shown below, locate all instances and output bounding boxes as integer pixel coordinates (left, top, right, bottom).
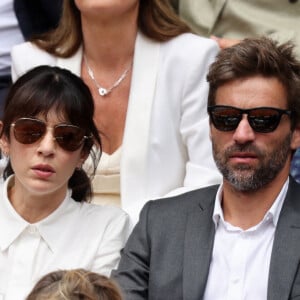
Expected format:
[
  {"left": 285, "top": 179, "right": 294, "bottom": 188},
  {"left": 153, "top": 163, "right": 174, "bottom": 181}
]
[
  {"left": 0, "top": 121, "right": 10, "bottom": 156},
  {"left": 291, "top": 125, "right": 300, "bottom": 150}
]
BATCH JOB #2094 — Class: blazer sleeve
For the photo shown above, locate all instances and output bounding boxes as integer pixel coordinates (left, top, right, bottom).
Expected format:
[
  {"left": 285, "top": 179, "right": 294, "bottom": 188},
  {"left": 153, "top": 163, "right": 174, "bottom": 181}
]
[
  {"left": 112, "top": 202, "right": 152, "bottom": 300},
  {"left": 166, "top": 37, "right": 222, "bottom": 197},
  {"left": 183, "top": 38, "right": 221, "bottom": 185}
]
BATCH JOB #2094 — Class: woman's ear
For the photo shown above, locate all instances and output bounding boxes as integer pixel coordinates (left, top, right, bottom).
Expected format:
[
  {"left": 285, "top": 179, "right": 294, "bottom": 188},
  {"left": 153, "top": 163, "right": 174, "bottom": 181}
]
[{"left": 0, "top": 121, "right": 10, "bottom": 156}]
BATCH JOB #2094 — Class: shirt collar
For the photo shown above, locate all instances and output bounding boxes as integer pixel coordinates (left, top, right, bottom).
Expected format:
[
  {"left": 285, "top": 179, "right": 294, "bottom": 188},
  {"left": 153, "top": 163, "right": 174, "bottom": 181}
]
[
  {"left": 37, "top": 191, "right": 80, "bottom": 253},
  {"left": 0, "top": 175, "right": 79, "bottom": 253},
  {"left": 0, "top": 176, "right": 28, "bottom": 251},
  {"left": 212, "top": 178, "right": 289, "bottom": 229}
]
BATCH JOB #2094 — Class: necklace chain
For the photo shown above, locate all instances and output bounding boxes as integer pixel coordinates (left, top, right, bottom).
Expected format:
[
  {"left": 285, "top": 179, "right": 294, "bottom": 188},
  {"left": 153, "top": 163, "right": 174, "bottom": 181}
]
[{"left": 84, "top": 55, "right": 132, "bottom": 97}]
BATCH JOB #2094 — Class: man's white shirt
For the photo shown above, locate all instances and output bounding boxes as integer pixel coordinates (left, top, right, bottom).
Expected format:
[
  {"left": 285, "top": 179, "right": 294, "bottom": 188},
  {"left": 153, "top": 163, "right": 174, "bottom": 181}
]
[{"left": 203, "top": 179, "right": 288, "bottom": 300}]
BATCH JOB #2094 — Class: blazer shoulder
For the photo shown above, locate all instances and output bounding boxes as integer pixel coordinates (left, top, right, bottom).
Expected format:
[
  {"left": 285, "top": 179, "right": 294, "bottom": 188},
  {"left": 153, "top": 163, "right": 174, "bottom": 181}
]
[
  {"left": 11, "top": 41, "right": 57, "bottom": 81},
  {"left": 146, "top": 185, "right": 219, "bottom": 215},
  {"left": 134, "top": 185, "right": 218, "bottom": 238},
  {"left": 159, "top": 33, "right": 219, "bottom": 70},
  {"left": 12, "top": 41, "right": 53, "bottom": 58},
  {"left": 162, "top": 33, "right": 219, "bottom": 55}
]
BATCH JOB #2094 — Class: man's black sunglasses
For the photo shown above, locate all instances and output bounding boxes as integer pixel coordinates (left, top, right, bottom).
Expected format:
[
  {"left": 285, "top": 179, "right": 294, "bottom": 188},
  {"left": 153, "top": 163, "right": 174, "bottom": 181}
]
[{"left": 207, "top": 105, "right": 292, "bottom": 133}]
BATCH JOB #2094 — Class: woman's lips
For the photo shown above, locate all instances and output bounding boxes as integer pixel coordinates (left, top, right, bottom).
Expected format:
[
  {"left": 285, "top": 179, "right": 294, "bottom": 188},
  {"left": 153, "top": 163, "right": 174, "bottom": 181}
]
[{"left": 32, "top": 164, "right": 55, "bottom": 179}]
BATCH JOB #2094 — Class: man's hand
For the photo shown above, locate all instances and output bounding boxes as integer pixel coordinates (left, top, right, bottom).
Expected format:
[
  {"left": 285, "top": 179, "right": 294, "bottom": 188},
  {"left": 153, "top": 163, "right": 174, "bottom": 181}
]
[{"left": 211, "top": 35, "right": 241, "bottom": 49}]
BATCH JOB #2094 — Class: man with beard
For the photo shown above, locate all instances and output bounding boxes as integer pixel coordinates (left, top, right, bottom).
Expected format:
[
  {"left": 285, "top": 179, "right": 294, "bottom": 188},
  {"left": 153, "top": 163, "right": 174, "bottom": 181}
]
[{"left": 113, "top": 37, "right": 300, "bottom": 300}]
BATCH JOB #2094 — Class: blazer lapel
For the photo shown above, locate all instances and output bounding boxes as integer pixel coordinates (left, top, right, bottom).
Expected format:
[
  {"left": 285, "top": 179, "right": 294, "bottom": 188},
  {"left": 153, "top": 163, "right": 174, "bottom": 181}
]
[
  {"left": 54, "top": 38, "right": 160, "bottom": 221},
  {"left": 121, "top": 32, "right": 160, "bottom": 216},
  {"left": 183, "top": 194, "right": 216, "bottom": 300},
  {"left": 268, "top": 178, "right": 300, "bottom": 300}
]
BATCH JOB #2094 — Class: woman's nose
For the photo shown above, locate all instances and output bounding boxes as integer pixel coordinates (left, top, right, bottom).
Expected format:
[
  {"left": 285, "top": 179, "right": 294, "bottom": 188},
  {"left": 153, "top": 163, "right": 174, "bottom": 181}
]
[{"left": 36, "top": 128, "right": 56, "bottom": 156}]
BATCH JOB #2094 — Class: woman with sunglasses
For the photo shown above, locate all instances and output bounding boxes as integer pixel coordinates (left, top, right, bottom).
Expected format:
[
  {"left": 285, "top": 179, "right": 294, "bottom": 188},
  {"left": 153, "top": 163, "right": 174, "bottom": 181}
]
[
  {"left": 0, "top": 65, "right": 129, "bottom": 300},
  {"left": 10, "top": 0, "right": 222, "bottom": 224}
]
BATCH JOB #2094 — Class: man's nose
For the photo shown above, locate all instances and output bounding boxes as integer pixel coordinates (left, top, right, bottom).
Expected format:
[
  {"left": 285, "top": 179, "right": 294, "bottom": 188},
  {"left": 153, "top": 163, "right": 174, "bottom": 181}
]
[{"left": 232, "top": 115, "right": 256, "bottom": 144}]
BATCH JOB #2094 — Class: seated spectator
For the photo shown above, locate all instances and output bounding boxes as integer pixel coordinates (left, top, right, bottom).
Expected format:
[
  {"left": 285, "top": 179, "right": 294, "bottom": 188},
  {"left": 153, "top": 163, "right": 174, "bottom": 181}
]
[
  {"left": 113, "top": 37, "right": 300, "bottom": 299},
  {"left": 0, "top": 66, "right": 129, "bottom": 299},
  {"left": 26, "top": 269, "right": 123, "bottom": 300},
  {"left": 169, "top": 0, "right": 300, "bottom": 184},
  {"left": 11, "top": 0, "right": 222, "bottom": 224}
]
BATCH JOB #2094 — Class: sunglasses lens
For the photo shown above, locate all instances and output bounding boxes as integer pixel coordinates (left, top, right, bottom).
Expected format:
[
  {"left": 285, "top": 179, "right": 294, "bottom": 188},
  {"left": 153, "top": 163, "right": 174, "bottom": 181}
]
[
  {"left": 248, "top": 108, "right": 281, "bottom": 133},
  {"left": 209, "top": 106, "right": 286, "bottom": 133},
  {"left": 210, "top": 107, "right": 241, "bottom": 131},
  {"left": 13, "top": 119, "right": 46, "bottom": 144},
  {"left": 12, "top": 119, "right": 87, "bottom": 151},
  {"left": 54, "top": 125, "right": 86, "bottom": 151}
]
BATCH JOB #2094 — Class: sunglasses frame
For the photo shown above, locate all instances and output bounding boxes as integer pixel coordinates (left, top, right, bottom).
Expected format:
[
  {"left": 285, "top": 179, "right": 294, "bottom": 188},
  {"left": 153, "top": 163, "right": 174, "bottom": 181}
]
[
  {"left": 10, "top": 117, "right": 91, "bottom": 151},
  {"left": 207, "top": 105, "right": 292, "bottom": 133}
]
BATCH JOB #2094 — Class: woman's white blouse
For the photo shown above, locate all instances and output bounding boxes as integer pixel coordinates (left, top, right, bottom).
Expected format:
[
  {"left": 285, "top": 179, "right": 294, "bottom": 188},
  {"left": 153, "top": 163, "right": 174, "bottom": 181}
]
[{"left": 0, "top": 176, "right": 130, "bottom": 300}]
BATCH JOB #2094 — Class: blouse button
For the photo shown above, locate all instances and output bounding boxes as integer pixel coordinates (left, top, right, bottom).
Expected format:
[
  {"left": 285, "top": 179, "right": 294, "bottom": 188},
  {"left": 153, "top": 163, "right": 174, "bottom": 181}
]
[{"left": 28, "top": 225, "right": 38, "bottom": 234}]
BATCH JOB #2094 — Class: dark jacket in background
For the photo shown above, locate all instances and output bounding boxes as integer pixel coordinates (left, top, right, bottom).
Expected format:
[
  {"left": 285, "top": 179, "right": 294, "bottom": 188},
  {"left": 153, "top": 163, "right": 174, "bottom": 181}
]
[
  {"left": 0, "top": 0, "right": 62, "bottom": 118},
  {"left": 14, "top": 0, "right": 62, "bottom": 39}
]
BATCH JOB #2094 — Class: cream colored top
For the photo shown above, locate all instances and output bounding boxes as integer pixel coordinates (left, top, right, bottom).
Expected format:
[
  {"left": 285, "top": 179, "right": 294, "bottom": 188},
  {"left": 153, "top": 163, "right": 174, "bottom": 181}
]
[{"left": 91, "top": 147, "right": 121, "bottom": 206}]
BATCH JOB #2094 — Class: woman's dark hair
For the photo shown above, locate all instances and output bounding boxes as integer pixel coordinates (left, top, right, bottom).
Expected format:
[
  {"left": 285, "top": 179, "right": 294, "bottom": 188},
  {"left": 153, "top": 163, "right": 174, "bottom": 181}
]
[
  {"left": 32, "top": 0, "right": 191, "bottom": 57},
  {"left": 26, "top": 269, "right": 123, "bottom": 300},
  {"left": 0, "top": 65, "right": 101, "bottom": 202}
]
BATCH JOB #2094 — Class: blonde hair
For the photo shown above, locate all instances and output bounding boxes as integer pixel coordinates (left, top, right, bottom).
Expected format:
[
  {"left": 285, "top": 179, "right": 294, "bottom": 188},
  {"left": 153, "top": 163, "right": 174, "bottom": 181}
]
[
  {"left": 33, "top": 0, "right": 191, "bottom": 57},
  {"left": 26, "top": 269, "right": 123, "bottom": 300}
]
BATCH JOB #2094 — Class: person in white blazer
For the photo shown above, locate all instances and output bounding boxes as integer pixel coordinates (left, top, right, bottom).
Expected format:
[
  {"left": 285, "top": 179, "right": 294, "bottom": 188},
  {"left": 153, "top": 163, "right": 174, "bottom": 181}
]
[{"left": 10, "top": 0, "right": 222, "bottom": 224}]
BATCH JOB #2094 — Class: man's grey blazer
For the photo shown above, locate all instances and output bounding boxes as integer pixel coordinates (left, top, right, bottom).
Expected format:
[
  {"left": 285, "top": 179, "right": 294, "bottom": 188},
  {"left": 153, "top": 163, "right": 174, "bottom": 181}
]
[{"left": 113, "top": 177, "right": 300, "bottom": 300}]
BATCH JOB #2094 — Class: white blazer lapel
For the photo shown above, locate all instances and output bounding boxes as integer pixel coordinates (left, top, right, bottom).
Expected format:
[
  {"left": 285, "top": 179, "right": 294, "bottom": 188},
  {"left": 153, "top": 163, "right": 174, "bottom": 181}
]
[{"left": 121, "top": 32, "right": 160, "bottom": 217}]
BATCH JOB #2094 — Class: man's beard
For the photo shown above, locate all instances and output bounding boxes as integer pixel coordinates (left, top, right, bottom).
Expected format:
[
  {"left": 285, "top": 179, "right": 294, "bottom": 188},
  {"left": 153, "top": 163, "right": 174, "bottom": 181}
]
[{"left": 212, "top": 133, "right": 292, "bottom": 192}]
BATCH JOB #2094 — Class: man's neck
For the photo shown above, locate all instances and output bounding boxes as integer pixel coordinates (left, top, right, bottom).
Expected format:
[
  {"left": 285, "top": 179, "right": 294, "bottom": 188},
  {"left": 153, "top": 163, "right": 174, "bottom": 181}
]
[{"left": 221, "top": 173, "right": 289, "bottom": 230}]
